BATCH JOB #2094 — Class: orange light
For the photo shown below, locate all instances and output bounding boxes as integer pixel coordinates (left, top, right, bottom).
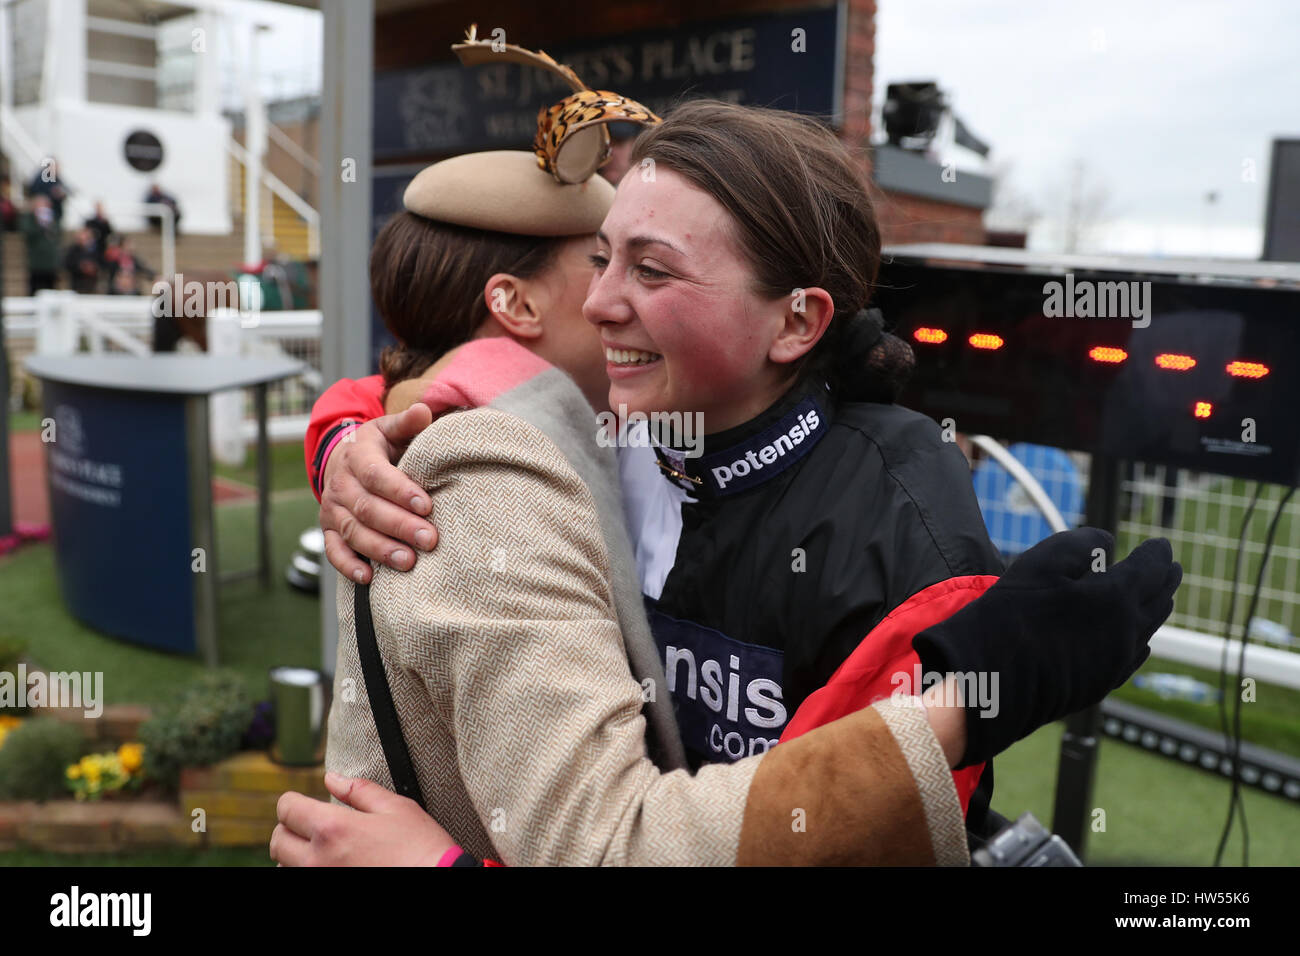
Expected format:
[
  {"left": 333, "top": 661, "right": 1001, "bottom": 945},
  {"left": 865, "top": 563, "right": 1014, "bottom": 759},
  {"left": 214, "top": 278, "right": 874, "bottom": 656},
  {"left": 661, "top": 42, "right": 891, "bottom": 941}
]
[
  {"left": 1089, "top": 346, "right": 1128, "bottom": 364},
  {"left": 968, "top": 333, "right": 1004, "bottom": 351},
  {"left": 1156, "top": 353, "right": 1197, "bottom": 371},
  {"left": 1194, "top": 401, "right": 1212, "bottom": 419},
  {"left": 1226, "top": 361, "right": 1269, "bottom": 379},
  {"left": 913, "top": 327, "right": 948, "bottom": 344}
]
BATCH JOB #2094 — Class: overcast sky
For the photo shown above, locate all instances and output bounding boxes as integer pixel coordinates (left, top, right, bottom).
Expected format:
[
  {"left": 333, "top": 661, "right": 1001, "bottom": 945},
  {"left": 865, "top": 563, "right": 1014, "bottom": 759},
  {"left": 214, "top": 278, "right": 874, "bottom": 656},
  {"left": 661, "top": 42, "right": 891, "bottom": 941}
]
[{"left": 874, "top": 0, "right": 1300, "bottom": 257}]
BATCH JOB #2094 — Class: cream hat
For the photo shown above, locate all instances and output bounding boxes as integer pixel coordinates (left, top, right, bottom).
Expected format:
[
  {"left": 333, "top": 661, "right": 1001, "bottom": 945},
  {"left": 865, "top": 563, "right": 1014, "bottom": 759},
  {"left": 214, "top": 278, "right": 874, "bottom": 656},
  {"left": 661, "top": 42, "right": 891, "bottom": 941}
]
[{"left": 402, "top": 150, "right": 614, "bottom": 237}]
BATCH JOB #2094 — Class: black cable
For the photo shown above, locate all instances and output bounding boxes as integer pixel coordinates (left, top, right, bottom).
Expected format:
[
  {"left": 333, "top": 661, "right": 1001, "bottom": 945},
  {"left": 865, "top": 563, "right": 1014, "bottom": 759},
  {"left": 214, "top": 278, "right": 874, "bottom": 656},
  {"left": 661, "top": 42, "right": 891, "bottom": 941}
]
[
  {"left": 1213, "top": 484, "right": 1295, "bottom": 867},
  {"left": 1217, "top": 486, "right": 1260, "bottom": 742},
  {"left": 1210, "top": 482, "right": 1258, "bottom": 866}
]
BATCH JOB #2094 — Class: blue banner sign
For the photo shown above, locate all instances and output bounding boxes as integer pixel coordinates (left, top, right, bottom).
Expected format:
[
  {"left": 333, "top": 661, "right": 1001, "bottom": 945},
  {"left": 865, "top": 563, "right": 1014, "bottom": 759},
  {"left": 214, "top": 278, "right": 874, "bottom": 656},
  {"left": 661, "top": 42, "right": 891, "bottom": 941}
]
[
  {"left": 42, "top": 381, "right": 197, "bottom": 653},
  {"left": 374, "top": 6, "right": 842, "bottom": 160}
]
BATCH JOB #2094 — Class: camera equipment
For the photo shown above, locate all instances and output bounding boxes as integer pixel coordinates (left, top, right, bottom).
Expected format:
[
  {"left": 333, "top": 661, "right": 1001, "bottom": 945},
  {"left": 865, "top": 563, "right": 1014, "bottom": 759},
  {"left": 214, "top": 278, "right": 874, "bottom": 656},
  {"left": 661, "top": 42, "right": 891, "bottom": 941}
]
[{"left": 971, "top": 812, "right": 1083, "bottom": 867}]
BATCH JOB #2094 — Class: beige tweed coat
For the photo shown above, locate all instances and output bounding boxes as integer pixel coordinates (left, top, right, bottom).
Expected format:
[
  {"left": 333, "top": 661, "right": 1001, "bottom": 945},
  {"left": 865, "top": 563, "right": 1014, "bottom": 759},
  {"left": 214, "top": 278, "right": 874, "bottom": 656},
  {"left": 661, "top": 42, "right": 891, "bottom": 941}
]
[{"left": 325, "top": 366, "right": 968, "bottom": 866}]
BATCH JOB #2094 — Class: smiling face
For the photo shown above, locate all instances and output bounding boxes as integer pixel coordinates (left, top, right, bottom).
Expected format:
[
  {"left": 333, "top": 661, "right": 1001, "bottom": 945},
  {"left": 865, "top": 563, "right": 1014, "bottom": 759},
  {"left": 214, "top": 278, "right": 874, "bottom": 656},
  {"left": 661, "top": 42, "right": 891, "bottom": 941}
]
[{"left": 583, "top": 169, "right": 800, "bottom": 434}]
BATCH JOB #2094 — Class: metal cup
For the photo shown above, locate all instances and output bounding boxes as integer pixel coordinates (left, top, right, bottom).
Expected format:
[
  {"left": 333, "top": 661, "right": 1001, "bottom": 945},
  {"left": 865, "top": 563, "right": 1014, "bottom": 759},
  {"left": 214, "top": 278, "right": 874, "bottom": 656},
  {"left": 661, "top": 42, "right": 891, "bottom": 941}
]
[{"left": 268, "top": 666, "right": 329, "bottom": 766}]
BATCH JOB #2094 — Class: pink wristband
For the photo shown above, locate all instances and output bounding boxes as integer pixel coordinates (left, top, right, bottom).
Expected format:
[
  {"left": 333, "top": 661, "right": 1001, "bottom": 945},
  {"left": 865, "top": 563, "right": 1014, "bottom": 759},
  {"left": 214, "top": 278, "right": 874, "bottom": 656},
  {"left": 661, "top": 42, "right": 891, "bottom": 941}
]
[
  {"left": 437, "top": 846, "right": 465, "bottom": 868},
  {"left": 317, "top": 422, "right": 360, "bottom": 495}
]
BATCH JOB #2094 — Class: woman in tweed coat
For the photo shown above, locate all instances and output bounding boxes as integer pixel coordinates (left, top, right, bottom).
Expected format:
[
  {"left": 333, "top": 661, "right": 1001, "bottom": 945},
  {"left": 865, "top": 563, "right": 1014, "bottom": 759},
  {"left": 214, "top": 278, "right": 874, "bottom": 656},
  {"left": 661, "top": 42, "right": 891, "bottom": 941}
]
[
  {"left": 276, "top": 110, "right": 1180, "bottom": 868},
  {"left": 272, "top": 147, "right": 978, "bottom": 867}
]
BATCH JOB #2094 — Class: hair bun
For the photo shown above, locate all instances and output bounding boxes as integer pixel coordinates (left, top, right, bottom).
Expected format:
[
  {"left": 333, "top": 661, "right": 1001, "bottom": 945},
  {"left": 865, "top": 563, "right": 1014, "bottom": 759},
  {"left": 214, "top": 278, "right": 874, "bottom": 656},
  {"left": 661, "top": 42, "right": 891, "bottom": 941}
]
[
  {"left": 842, "top": 308, "right": 885, "bottom": 358},
  {"left": 831, "top": 308, "right": 915, "bottom": 403}
]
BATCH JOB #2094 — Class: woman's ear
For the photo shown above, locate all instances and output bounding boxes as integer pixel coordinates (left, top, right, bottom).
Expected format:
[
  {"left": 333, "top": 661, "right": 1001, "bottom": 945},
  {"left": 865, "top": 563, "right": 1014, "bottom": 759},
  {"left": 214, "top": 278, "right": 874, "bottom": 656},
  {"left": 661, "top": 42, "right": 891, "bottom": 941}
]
[
  {"left": 769, "top": 287, "right": 835, "bottom": 365},
  {"left": 483, "top": 273, "right": 543, "bottom": 340}
]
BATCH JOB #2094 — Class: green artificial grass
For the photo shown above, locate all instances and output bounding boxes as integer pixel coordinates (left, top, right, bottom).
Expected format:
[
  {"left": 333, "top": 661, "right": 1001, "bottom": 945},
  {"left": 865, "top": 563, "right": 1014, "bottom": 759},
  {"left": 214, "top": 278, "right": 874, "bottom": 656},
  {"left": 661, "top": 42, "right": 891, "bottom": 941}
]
[
  {"left": 991, "top": 721, "right": 1300, "bottom": 866},
  {"left": 0, "top": 490, "right": 323, "bottom": 708},
  {"left": 1112, "top": 658, "right": 1300, "bottom": 759},
  {"left": 212, "top": 440, "right": 316, "bottom": 495},
  {"left": 8, "top": 410, "right": 43, "bottom": 434}
]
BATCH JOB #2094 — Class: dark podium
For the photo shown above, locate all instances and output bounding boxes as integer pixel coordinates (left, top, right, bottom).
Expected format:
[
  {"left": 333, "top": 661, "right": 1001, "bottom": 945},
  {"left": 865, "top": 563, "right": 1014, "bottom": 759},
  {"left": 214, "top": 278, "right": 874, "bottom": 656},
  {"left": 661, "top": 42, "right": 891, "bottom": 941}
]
[{"left": 25, "top": 355, "right": 304, "bottom": 665}]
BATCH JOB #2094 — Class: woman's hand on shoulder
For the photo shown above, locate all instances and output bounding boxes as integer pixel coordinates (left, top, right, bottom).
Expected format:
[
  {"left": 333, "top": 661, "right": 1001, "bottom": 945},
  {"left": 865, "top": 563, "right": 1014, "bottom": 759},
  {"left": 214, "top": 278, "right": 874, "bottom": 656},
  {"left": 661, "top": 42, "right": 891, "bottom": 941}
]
[
  {"left": 271, "top": 772, "right": 456, "bottom": 866},
  {"left": 320, "top": 402, "right": 439, "bottom": 583}
]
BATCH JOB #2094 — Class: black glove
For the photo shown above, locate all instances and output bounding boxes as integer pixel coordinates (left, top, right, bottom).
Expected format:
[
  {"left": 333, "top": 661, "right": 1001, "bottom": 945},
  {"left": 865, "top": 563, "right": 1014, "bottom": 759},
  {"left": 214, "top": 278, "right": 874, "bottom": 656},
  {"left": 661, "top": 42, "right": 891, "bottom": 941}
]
[{"left": 913, "top": 528, "right": 1182, "bottom": 769}]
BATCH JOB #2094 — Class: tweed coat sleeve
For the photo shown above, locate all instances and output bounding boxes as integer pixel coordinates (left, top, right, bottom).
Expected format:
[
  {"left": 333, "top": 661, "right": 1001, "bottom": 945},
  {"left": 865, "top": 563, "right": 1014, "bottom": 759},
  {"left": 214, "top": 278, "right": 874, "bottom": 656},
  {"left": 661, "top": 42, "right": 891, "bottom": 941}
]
[{"left": 365, "top": 407, "right": 968, "bottom": 866}]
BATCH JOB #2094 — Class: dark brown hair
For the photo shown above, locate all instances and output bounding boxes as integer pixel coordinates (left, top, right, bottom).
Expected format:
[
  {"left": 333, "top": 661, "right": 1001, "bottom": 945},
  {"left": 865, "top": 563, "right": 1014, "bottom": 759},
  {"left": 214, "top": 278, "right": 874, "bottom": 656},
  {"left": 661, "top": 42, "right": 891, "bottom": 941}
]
[
  {"left": 630, "top": 99, "right": 913, "bottom": 402},
  {"left": 371, "top": 212, "right": 565, "bottom": 387}
]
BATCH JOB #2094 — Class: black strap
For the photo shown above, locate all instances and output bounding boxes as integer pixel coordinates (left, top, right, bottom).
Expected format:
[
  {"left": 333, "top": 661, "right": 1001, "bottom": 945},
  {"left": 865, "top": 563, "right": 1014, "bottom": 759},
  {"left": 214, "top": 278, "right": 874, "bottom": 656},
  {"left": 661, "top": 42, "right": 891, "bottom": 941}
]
[{"left": 353, "top": 580, "right": 428, "bottom": 812}]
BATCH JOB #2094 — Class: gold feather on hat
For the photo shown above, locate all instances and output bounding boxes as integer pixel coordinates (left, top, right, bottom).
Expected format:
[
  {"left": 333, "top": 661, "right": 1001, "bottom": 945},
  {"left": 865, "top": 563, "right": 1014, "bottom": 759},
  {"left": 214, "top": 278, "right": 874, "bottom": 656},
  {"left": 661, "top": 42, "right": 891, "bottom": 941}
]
[{"left": 452, "top": 24, "right": 587, "bottom": 92}]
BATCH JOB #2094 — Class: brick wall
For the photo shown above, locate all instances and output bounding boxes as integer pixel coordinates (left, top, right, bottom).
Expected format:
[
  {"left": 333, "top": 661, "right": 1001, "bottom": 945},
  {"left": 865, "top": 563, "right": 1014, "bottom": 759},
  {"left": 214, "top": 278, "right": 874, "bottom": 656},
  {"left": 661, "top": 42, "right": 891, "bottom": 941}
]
[
  {"left": 874, "top": 190, "right": 988, "bottom": 245},
  {"left": 0, "top": 751, "right": 327, "bottom": 853}
]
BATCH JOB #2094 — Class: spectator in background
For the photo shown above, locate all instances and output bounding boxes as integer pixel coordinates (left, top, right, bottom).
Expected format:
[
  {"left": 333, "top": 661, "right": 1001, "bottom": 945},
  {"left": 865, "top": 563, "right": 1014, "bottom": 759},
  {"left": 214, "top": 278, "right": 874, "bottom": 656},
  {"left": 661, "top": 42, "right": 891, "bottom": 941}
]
[
  {"left": 105, "top": 236, "right": 151, "bottom": 295},
  {"left": 64, "top": 227, "right": 100, "bottom": 294},
  {"left": 28, "top": 159, "right": 69, "bottom": 223},
  {"left": 144, "top": 183, "right": 182, "bottom": 235},
  {"left": 84, "top": 201, "right": 114, "bottom": 263},
  {"left": 19, "top": 195, "right": 60, "bottom": 294}
]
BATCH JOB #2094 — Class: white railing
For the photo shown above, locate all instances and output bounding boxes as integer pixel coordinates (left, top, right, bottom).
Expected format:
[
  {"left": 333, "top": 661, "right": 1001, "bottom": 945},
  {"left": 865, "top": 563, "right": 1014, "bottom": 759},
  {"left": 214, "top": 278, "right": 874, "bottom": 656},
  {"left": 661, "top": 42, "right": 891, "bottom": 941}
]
[
  {"left": 6, "top": 294, "right": 323, "bottom": 462},
  {"left": 17, "top": 291, "right": 153, "bottom": 357},
  {"left": 227, "top": 136, "right": 321, "bottom": 258},
  {"left": 0, "top": 105, "right": 45, "bottom": 181},
  {"left": 267, "top": 120, "right": 321, "bottom": 178}
]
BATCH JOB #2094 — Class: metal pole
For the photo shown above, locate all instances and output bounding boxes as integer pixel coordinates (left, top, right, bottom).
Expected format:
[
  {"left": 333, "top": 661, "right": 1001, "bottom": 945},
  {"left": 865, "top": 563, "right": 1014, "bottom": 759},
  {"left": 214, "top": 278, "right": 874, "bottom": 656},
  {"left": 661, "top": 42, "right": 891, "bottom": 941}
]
[
  {"left": 1051, "top": 453, "right": 1124, "bottom": 855},
  {"left": 160, "top": 204, "right": 175, "bottom": 280},
  {"left": 186, "top": 394, "right": 219, "bottom": 666},
  {"left": 255, "top": 382, "right": 271, "bottom": 587},
  {"left": 318, "top": 0, "right": 373, "bottom": 677},
  {"left": 243, "top": 22, "right": 267, "bottom": 268},
  {"left": 0, "top": 236, "right": 11, "bottom": 538}
]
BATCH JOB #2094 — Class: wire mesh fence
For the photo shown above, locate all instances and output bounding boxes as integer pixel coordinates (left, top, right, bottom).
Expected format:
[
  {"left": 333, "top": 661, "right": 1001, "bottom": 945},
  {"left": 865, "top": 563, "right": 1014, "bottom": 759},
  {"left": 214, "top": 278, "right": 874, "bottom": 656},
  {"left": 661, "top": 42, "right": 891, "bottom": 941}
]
[{"left": 973, "top": 439, "right": 1300, "bottom": 650}]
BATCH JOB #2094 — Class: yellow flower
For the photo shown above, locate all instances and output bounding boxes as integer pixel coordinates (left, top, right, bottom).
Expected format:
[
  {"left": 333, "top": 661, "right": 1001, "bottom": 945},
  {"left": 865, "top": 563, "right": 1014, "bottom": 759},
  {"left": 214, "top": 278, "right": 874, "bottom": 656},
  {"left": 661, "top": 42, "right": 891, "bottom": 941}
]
[
  {"left": 66, "top": 764, "right": 82, "bottom": 780},
  {"left": 117, "top": 743, "right": 143, "bottom": 773}
]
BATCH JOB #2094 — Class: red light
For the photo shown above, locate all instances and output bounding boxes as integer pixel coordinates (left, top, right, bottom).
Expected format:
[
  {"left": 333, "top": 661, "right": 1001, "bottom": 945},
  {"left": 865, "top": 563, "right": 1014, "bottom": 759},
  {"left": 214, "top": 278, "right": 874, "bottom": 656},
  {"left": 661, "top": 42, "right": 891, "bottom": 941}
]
[
  {"left": 1226, "top": 361, "right": 1269, "bottom": 379},
  {"left": 914, "top": 327, "right": 948, "bottom": 344},
  {"left": 1156, "top": 353, "right": 1197, "bottom": 371},
  {"left": 1089, "top": 346, "right": 1128, "bottom": 364},
  {"left": 1194, "top": 401, "right": 1212, "bottom": 419},
  {"left": 968, "top": 333, "right": 1004, "bottom": 351}
]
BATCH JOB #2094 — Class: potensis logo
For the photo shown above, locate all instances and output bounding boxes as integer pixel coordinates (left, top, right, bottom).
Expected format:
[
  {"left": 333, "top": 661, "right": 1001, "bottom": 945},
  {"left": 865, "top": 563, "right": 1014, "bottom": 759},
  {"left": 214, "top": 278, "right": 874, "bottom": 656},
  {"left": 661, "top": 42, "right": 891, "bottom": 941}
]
[
  {"left": 712, "top": 407, "right": 821, "bottom": 491},
  {"left": 50, "top": 886, "right": 151, "bottom": 936}
]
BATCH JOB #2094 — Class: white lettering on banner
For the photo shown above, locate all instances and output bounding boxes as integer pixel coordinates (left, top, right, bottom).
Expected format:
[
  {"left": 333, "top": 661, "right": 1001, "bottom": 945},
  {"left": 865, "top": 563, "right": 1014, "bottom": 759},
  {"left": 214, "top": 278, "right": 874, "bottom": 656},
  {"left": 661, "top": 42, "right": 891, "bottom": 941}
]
[
  {"left": 666, "top": 644, "right": 788, "bottom": 728},
  {"left": 50, "top": 473, "right": 121, "bottom": 508},
  {"left": 711, "top": 409, "right": 821, "bottom": 490},
  {"left": 665, "top": 638, "right": 789, "bottom": 760},
  {"left": 48, "top": 444, "right": 125, "bottom": 509},
  {"left": 49, "top": 450, "right": 123, "bottom": 487},
  {"left": 710, "top": 722, "right": 780, "bottom": 758},
  {"left": 665, "top": 645, "right": 697, "bottom": 699}
]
